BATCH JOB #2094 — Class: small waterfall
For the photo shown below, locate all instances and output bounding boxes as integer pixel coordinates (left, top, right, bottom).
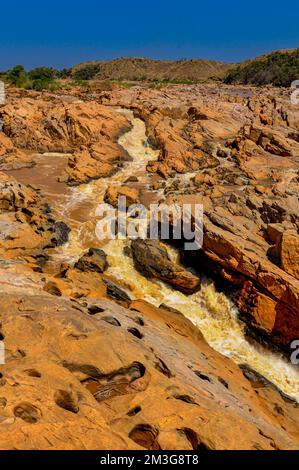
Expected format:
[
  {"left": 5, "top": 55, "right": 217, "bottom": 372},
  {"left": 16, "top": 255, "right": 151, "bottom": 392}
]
[{"left": 52, "top": 108, "right": 299, "bottom": 401}]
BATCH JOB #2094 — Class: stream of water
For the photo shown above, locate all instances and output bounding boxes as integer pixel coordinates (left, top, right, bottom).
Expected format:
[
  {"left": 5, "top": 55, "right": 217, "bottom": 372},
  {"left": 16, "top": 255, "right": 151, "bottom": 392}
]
[{"left": 7, "top": 108, "right": 299, "bottom": 401}]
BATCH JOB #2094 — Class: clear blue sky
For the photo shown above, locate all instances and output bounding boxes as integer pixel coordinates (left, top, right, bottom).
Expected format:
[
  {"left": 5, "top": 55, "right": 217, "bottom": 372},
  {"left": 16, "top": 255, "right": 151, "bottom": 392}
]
[{"left": 0, "top": 0, "right": 298, "bottom": 70}]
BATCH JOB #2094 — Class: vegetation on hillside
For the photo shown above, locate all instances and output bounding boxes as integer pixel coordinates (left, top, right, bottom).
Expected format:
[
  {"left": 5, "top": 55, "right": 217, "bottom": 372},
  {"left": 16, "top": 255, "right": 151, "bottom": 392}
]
[
  {"left": 71, "top": 57, "right": 230, "bottom": 82},
  {"left": 73, "top": 63, "right": 101, "bottom": 80},
  {"left": 1, "top": 50, "right": 298, "bottom": 90},
  {"left": 6, "top": 65, "right": 28, "bottom": 87},
  {"left": 2, "top": 65, "right": 63, "bottom": 91},
  {"left": 224, "top": 49, "right": 299, "bottom": 87}
]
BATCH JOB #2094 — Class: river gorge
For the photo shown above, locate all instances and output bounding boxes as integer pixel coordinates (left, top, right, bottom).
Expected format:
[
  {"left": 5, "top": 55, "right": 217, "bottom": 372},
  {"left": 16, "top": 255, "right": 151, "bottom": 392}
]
[{"left": 0, "top": 84, "right": 299, "bottom": 449}]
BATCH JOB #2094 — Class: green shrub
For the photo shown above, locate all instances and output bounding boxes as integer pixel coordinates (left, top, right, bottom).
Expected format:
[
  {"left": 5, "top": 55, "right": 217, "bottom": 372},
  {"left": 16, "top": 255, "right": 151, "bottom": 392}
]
[
  {"left": 73, "top": 64, "right": 101, "bottom": 80},
  {"left": 6, "top": 65, "right": 28, "bottom": 87},
  {"left": 56, "top": 68, "right": 72, "bottom": 79},
  {"left": 28, "top": 67, "right": 56, "bottom": 81},
  {"left": 27, "top": 67, "right": 60, "bottom": 91},
  {"left": 224, "top": 49, "right": 299, "bottom": 87},
  {"left": 29, "top": 78, "right": 61, "bottom": 91}
]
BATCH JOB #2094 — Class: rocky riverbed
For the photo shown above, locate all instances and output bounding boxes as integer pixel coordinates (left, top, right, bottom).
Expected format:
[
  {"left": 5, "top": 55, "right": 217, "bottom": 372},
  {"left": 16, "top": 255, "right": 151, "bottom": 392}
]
[{"left": 0, "top": 83, "right": 298, "bottom": 450}]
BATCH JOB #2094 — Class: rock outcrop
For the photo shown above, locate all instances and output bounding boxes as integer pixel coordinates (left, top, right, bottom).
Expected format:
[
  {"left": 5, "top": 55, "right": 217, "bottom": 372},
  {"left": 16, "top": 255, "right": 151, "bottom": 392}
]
[
  {"left": 0, "top": 96, "right": 131, "bottom": 183},
  {"left": 0, "top": 171, "right": 69, "bottom": 259},
  {"left": 1, "top": 290, "right": 299, "bottom": 450},
  {"left": 102, "top": 83, "right": 299, "bottom": 350},
  {"left": 75, "top": 248, "right": 108, "bottom": 274},
  {"left": 0, "top": 83, "right": 299, "bottom": 450},
  {"left": 131, "top": 239, "right": 201, "bottom": 294},
  {"left": 279, "top": 231, "right": 299, "bottom": 280}
]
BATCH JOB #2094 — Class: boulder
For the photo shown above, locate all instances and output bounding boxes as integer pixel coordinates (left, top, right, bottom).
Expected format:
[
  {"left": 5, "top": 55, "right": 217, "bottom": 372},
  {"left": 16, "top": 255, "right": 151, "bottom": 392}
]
[
  {"left": 131, "top": 239, "right": 201, "bottom": 294},
  {"left": 75, "top": 248, "right": 108, "bottom": 274},
  {"left": 103, "top": 279, "right": 132, "bottom": 303},
  {"left": 53, "top": 222, "right": 71, "bottom": 246},
  {"left": 104, "top": 185, "right": 140, "bottom": 208}
]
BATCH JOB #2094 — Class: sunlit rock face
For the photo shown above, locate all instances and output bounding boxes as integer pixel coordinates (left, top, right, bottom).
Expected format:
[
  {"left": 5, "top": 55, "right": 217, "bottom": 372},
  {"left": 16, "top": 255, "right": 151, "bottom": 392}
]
[
  {"left": 0, "top": 83, "right": 298, "bottom": 450},
  {"left": 1, "top": 292, "right": 299, "bottom": 450}
]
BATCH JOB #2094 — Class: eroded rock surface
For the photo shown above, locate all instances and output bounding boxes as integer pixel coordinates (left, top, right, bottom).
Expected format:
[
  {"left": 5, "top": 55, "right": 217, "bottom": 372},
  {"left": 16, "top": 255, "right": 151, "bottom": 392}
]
[
  {"left": 100, "top": 83, "right": 299, "bottom": 350},
  {"left": 1, "top": 291, "right": 299, "bottom": 450},
  {"left": 0, "top": 94, "right": 131, "bottom": 184},
  {"left": 0, "top": 83, "right": 298, "bottom": 450}
]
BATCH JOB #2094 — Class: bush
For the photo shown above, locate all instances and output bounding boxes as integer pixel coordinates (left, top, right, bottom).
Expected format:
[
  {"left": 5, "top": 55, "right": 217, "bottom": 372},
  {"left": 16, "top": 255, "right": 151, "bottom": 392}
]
[
  {"left": 6, "top": 65, "right": 28, "bottom": 87},
  {"left": 26, "top": 67, "right": 61, "bottom": 91},
  {"left": 224, "top": 49, "right": 299, "bottom": 87},
  {"left": 73, "top": 64, "right": 101, "bottom": 80},
  {"left": 28, "top": 67, "right": 56, "bottom": 81},
  {"left": 56, "top": 68, "right": 72, "bottom": 79}
]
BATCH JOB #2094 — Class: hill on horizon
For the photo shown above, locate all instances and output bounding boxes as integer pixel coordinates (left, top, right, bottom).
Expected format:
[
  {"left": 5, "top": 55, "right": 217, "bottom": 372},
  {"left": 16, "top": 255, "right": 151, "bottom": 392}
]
[
  {"left": 71, "top": 57, "right": 231, "bottom": 82},
  {"left": 1, "top": 48, "right": 298, "bottom": 87},
  {"left": 224, "top": 48, "right": 299, "bottom": 86}
]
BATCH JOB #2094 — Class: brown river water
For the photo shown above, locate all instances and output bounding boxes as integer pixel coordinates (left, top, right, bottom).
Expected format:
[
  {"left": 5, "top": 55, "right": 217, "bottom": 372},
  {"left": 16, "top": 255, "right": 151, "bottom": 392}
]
[{"left": 6, "top": 108, "right": 299, "bottom": 401}]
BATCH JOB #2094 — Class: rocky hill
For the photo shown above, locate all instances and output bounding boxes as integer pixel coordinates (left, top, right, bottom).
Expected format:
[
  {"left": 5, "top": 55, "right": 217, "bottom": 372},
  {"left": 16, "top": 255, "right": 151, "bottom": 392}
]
[
  {"left": 224, "top": 48, "right": 299, "bottom": 86},
  {"left": 72, "top": 57, "right": 231, "bottom": 82}
]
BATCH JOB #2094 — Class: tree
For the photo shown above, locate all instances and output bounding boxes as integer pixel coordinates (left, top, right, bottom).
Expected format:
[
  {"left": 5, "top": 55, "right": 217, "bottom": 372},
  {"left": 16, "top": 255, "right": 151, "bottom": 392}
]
[
  {"left": 28, "top": 67, "right": 57, "bottom": 91},
  {"left": 224, "top": 49, "right": 299, "bottom": 87},
  {"left": 6, "top": 65, "right": 27, "bottom": 87},
  {"left": 56, "top": 68, "right": 72, "bottom": 79},
  {"left": 73, "top": 64, "right": 101, "bottom": 80},
  {"left": 28, "top": 67, "right": 56, "bottom": 81}
]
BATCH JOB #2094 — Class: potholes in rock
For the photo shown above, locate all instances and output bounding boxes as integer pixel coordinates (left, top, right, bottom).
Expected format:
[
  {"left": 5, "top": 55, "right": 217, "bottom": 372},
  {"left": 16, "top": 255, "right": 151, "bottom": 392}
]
[
  {"left": 193, "top": 370, "right": 211, "bottom": 383},
  {"left": 24, "top": 369, "right": 42, "bottom": 378},
  {"left": 104, "top": 279, "right": 131, "bottom": 304},
  {"left": 218, "top": 377, "right": 229, "bottom": 389},
  {"left": 81, "top": 362, "right": 148, "bottom": 402},
  {"left": 179, "top": 428, "right": 213, "bottom": 450},
  {"left": 127, "top": 327, "right": 143, "bottom": 339},
  {"left": 127, "top": 405, "right": 142, "bottom": 416},
  {"left": 62, "top": 361, "right": 103, "bottom": 379},
  {"left": 274, "top": 404, "right": 285, "bottom": 416},
  {"left": 179, "top": 428, "right": 199, "bottom": 450},
  {"left": 173, "top": 394, "right": 199, "bottom": 405},
  {"left": 14, "top": 402, "right": 42, "bottom": 423},
  {"left": 129, "top": 307, "right": 141, "bottom": 313},
  {"left": 127, "top": 310, "right": 146, "bottom": 326},
  {"left": 67, "top": 333, "right": 88, "bottom": 341},
  {"left": 129, "top": 314, "right": 145, "bottom": 326},
  {"left": 34, "top": 252, "right": 50, "bottom": 269},
  {"left": 0, "top": 332, "right": 5, "bottom": 341},
  {"left": 154, "top": 358, "right": 174, "bottom": 378},
  {"left": 0, "top": 397, "right": 7, "bottom": 409},
  {"left": 87, "top": 305, "right": 105, "bottom": 315},
  {"left": 101, "top": 316, "right": 121, "bottom": 327},
  {"left": 54, "top": 390, "right": 79, "bottom": 414},
  {"left": 129, "top": 424, "right": 161, "bottom": 450},
  {"left": 133, "top": 317, "right": 145, "bottom": 326},
  {"left": 43, "top": 282, "right": 62, "bottom": 297}
]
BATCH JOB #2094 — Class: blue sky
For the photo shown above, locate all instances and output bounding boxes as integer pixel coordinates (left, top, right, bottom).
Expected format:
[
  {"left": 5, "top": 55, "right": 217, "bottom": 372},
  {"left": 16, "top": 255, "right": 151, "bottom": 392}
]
[{"left": 0, "top": 0, "right": 298, "bottom": 69}]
